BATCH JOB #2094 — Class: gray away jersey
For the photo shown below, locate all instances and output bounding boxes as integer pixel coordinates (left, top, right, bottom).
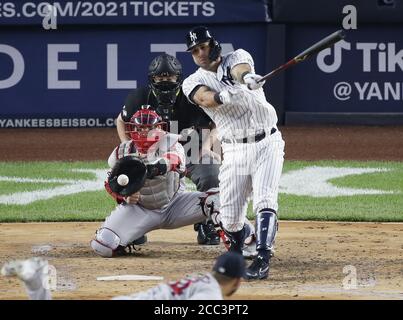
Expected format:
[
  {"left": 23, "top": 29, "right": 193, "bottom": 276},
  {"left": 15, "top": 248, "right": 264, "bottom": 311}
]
[
  {"left": 112, "top": 273, "right": 223, "bottom": 300},
  {"left": 182, "top": 49, "right": 278, "bottom": 141}
]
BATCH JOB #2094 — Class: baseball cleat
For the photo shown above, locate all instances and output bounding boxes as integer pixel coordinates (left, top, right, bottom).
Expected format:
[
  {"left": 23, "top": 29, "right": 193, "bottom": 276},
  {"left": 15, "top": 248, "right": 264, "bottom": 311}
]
[
  {"left": 131, "top": 235, "right": 148, "bottom": 246},
  {"left": 112, "top": 235, "right": 148, "bottom": 256},
  {"left": 245, "top": 256, "right": 270, "bottom": 280},
  {"left": 197, "top": 221, "right": 220, "bottom": 245},
  {"left": 1, "top": 257, "right": 48, "bottom": 282}
]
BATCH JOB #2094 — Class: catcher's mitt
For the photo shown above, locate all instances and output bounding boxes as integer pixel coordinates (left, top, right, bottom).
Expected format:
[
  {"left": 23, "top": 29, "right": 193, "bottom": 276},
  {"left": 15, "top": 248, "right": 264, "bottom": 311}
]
[{"left": 107, "top": 156, "right": 147, "bottom": 196}]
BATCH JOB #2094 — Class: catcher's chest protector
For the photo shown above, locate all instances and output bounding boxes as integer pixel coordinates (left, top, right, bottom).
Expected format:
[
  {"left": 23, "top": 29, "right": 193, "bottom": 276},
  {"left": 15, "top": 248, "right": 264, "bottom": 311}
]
[
  {"left": 139, "top": 169, "right": 181, "bottom": 210},
  {"left": 136, "top": 133, "right": 183, "bottom": 209},
  {"left": 110, "top": 134, "right": 183, "bottom": 209}
]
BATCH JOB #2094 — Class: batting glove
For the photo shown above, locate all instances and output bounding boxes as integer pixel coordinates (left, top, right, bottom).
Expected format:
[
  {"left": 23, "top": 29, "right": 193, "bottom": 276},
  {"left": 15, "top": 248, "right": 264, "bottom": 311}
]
[{"left": 243, "top": 73, "right": 265, "bottom": 90}]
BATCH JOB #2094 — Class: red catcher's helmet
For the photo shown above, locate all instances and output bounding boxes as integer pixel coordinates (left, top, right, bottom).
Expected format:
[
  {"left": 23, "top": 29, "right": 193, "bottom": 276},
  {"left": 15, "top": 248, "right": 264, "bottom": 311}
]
[{"left": 126, "top": 106, "right": 165, "bottom": 154}]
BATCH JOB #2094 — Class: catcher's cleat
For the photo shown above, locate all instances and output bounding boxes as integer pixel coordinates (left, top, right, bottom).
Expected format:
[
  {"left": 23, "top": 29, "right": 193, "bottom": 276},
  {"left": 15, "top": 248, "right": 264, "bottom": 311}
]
[
  {"left": 1, "top": 257, "right": 48, "bottom": 282},
  {"left": 114, "top": 235, "right": 148, "bottom": 256},
  {"left": 245, "top": 255, "right": 270, "bottom": 280},
  {"left": 113, "top": 244, "right": 141, "bottom": 256},
  {"left": 132, "top": 235, "right": 148, "bottom": 246},
  {"left": 197, "top": 221, "right": 220, "bottom": 245}
]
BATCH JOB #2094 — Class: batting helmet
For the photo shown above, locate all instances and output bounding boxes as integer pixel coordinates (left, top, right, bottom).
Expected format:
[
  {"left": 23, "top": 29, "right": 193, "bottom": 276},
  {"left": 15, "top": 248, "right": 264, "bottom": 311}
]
[
  {"left": 185, "top": 26, "right": 222, "bottom": 62},
  {"left": 125, "top": 106, "right": 165, "bottom": 154},
  {"left": 148, "top": 54, "right": 182, "bottom": 118}
]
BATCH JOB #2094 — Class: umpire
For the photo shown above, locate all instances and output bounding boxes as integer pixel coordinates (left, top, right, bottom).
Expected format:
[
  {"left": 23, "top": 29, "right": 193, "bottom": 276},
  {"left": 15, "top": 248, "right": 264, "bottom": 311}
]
[{"left": 115, "top": 53, "right": 220, "bottom": 246}]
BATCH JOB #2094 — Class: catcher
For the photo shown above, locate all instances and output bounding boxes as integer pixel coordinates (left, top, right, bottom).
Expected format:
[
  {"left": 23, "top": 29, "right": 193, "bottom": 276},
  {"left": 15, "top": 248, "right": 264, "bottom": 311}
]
[{"left": 91, "top": 106, "right": 256, "bottom": 258}]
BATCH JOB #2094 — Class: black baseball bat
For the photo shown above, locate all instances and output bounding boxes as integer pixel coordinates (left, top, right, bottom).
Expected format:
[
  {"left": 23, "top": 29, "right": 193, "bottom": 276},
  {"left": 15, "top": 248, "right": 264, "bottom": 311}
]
[{"left": 258, "top": 29, "right": 346, "bottom": 83}]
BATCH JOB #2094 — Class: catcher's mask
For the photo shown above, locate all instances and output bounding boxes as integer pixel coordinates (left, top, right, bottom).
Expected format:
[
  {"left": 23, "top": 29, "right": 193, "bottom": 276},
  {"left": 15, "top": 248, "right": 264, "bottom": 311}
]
[
  {"left": 148, "top": 53, "right": 182, "bottom": 120},
  {"left": 125, "top": 106, "right": 166, "bottom": 154}
]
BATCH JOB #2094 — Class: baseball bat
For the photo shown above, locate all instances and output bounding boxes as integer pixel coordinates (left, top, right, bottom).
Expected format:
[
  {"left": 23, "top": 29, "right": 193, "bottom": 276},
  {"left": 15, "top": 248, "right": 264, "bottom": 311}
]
[{"left": 258, "top": 29, "right": 346, "bottom": 83}]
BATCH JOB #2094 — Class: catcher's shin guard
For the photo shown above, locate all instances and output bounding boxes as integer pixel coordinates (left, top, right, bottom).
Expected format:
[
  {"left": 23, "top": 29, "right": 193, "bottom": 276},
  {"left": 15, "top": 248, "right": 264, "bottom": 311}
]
[
  {"left": 90, "top": 228, "right": 121, "bottom": 258},
  {"left": 256, "top": 209, "right": 278, "bottom": 253}
]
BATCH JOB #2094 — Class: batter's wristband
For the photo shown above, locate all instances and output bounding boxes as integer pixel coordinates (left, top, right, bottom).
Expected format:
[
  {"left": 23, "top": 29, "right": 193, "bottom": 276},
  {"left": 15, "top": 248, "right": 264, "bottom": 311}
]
[{"left": 214, "top": 92, "right": 223, "bottom": 105}]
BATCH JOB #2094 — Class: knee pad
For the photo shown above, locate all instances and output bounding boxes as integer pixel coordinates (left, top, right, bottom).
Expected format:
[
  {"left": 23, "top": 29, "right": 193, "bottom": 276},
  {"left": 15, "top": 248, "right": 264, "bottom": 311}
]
[
  {"left": 256, "top": 209, "right": 278, "bottom": 251},
  {"left": 90, "top": 228, "right": 121, "bottom": 258}
]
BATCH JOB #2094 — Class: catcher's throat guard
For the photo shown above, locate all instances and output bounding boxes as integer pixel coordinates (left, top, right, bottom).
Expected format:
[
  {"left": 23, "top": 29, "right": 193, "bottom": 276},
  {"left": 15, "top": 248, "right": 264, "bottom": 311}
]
[{"left": 108, "top": 156, "right": 147, "bottom": 196}]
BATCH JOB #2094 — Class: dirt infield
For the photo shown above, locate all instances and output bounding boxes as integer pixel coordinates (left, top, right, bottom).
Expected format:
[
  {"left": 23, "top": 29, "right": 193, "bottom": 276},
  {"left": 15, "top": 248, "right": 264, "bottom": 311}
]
[
  {"left": 0, "top": 221, "right": 402, "bottom": 300},
  {"left": 1, "top": 126, "right": 402, "bottom": 300}
]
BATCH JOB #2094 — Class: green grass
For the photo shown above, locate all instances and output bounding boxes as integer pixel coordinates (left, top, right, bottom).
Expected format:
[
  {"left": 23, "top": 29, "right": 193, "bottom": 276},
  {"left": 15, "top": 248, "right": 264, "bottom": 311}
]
[
  {"left": 0, "top": 161, "right": 115, "bottom": 222},
  {"left": 0, "top": 191, "right": 116, "bottom": 222},
  {"left": 1, "top": 160, "right": 403, "bottom": 222},
  {"left": 0, "top": 181, "right": 64, "bottom": 195},
  {"left": 0, "top": 161, "right": 106, "bottom": 179},
  {"left": 274, "top": 160, "right": 403, "bottom": 222},
  {"left": 278, "top": 194, "right": 403, "bottom": 222}
]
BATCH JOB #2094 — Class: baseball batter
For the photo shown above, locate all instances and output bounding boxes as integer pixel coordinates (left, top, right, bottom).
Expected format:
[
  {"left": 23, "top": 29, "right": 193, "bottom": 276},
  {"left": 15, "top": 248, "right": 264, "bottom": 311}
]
[
  {"left": 182, "top": 26, "right": 285, "bottom": 280},
  {"left": 90, "top": 106, "right": 256, "bottom": 258},
  {"left": 1, "top": 252, "right": 245, "bottom": 300}
]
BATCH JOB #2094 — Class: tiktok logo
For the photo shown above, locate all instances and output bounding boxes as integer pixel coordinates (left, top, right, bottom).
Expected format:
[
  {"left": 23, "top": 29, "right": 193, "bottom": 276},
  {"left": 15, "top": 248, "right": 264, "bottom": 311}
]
[
  {"left": 316, "top": 40, "right": 351, "bottom": 73},
  {"left": 317, "top": 40, "right": 403, "bottom": 73}
]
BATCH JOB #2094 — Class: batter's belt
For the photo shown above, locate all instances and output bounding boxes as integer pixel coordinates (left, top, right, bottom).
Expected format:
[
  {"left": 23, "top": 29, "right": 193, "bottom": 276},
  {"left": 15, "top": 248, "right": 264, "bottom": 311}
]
[{"left": 222, "top": 127, "right": 277, "bottom": 144}]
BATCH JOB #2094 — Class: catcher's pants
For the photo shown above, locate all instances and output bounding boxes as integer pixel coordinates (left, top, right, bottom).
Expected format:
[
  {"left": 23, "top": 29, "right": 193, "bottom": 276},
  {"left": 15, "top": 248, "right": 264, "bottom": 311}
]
[
  {"left": 101, "top": 191, "right": 207, "bottom": 246},
  {"left": 219, "top": 129, "right": 285, "bottom": 232}
]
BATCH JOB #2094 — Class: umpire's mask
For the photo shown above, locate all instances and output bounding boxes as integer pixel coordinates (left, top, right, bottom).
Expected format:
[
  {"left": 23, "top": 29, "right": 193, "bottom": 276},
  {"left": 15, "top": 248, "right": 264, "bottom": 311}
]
[
  {"left": 148, "top": 54, "right": 182, "bottom": 121},
  {"left": 152, "top": 80, "right": 180, "bottom": 121}
]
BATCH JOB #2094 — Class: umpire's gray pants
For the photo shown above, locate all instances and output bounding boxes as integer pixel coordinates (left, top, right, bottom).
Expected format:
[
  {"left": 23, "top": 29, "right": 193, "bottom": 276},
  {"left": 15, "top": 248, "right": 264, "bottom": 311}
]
[
  {"left": 101, "top": 191, "right": 207, "bottom": 246},
  {"left": 186, "top": 155, "right": 220, "bottom": 192}
]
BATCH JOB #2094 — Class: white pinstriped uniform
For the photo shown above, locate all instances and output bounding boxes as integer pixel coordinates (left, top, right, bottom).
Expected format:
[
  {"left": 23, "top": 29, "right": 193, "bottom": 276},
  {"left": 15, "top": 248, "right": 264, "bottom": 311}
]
[{"left": 183, "top": 49, "right": 285, "bottom": 232}]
